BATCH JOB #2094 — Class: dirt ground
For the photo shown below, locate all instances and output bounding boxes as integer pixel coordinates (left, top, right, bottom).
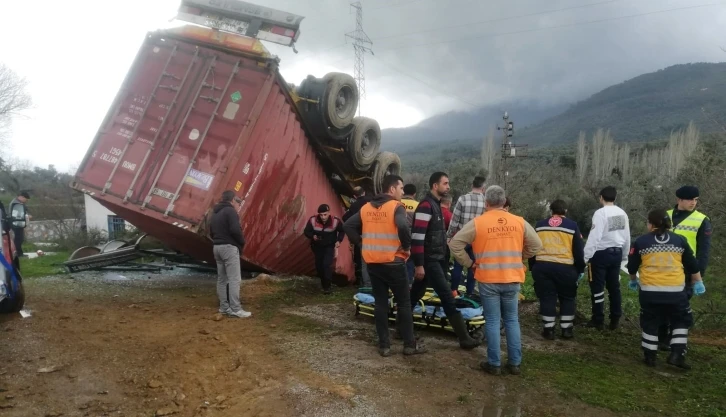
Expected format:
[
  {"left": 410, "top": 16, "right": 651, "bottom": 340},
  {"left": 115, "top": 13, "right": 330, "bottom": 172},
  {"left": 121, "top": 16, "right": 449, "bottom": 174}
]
[{"left": 1, "top": 271, "right": 623, "bottom": 417}]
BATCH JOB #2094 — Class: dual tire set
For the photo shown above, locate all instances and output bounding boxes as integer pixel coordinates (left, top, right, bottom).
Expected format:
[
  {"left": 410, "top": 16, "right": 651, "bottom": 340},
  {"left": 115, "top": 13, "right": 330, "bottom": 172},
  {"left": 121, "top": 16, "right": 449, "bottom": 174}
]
[{"left": 293, "top": 72, "right": 401, "bottom": 194}]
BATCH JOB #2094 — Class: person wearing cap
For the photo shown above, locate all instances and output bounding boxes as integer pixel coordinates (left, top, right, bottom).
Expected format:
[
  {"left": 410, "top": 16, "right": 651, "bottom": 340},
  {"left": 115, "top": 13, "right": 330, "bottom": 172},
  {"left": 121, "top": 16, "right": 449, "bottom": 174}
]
[
  {"left": 10, "top": 191, "right": 31, "bottom": 257},
  {"left": 343, "top": 187, "right": 372, "bottom": 287},
  {"left": 304, "top": 203, "right": 345, "bottom": 294},
  {"left": 658, "top": 185, "right": 712, "bottom": 350}
]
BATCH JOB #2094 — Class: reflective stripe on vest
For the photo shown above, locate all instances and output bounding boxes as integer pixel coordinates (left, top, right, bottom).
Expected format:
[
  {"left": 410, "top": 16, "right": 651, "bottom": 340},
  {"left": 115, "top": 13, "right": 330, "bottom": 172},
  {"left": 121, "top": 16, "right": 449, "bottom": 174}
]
[
  {"left": 667, "top": 209, "right": 706, "bottom": 253},
  {"left": 361, "top": 200, "right": 408, "bottom": 263},
  {"left": 637, "top": 234, "right": 686, "bottom": 292},
  {"left": 535, "top": 222, "right": 575, "bottom": 265},
  {"left": 471, "top": 211, "right": 526, "bottom": 284}
]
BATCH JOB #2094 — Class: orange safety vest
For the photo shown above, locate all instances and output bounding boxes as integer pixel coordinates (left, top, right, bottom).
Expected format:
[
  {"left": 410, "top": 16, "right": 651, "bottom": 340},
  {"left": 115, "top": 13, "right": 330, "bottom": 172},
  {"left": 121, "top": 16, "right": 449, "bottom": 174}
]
[
  {"left": 472, "top": 210, "right": 526, "bottom": 284},
  {"left": 360, "top": 200, "right": 409, "bottom": 264}
]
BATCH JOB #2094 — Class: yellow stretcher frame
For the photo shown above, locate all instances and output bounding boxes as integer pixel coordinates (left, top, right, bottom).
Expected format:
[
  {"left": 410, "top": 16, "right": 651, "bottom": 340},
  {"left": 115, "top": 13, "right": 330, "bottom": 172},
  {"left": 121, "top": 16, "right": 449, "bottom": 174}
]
[{"left": 353, "top": 286, "right": 486, "bottom": 338}]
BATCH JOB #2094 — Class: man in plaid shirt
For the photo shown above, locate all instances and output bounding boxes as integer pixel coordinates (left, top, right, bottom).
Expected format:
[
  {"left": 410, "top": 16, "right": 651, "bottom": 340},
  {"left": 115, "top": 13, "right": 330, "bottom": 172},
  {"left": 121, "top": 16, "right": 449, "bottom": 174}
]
[{"left": 446, "top": 175, "right": 486, "bottom": 296}]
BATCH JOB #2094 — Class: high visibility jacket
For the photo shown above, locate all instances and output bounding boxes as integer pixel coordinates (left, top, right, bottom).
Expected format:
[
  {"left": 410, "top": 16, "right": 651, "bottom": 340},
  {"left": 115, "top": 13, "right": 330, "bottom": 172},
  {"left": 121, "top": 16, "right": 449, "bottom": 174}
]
[
  {"left": 533, "top": 216, "right": 585, "bottom": 270},
  {"left": 667, "top": 209, "right": 706, "bottom": 254},
  {"left": 401, "top": 198, "right": 418, "bottom": 226},
  {"left": 361, "top": 200, "right": 409, "bottom": 263},
  {"left": 631, "top": 232, "right": 690, "bottom": 292},
  {"left": 472, "top": 210, "right": 526, "bottom": 284}
]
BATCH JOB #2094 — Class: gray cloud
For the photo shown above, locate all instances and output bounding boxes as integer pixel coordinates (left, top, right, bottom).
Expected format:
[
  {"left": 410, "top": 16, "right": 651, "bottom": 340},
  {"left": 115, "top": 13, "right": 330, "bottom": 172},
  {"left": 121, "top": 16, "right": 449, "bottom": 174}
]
[{"left": 263, "top": 0, "right": 725, "bottom": 117}]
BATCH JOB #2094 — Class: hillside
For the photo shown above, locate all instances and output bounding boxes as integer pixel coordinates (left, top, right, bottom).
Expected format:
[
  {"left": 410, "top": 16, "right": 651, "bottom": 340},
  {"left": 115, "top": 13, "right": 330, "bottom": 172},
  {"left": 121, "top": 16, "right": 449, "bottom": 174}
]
[
  {"left": 381, "top": 102, "right": 567, "bottom": 151},
  {"left": 517, "top": 62, "right": 726, "bottom": 146}
]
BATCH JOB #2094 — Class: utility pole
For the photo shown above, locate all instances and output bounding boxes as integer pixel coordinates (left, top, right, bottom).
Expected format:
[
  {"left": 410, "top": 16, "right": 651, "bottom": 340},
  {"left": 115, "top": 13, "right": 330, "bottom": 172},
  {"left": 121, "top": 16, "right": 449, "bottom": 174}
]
[
  {"left": 496, "top": 111, "right": 528, "bottom": 190},
  {"left": 345, "top": 1, "right": 373, "bottom": 116}
]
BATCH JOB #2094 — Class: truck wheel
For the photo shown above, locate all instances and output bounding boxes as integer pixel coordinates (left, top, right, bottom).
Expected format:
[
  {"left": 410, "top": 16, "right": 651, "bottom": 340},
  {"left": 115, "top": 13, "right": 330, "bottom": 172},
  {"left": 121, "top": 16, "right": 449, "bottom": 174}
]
[
  {"left": 347, "top": 117, "right": 381, "bottom": 171},
  {"left": 372, "top": 151, "right": 402, "bottom": 194},
  {"left": 323, "top": 72, "right": 358, "bottom": 130}
]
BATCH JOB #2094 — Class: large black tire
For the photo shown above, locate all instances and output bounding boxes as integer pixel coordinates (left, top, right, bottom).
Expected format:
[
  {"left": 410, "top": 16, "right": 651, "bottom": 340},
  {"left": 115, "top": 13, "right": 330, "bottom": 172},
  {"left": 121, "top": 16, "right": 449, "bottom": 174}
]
[
  {"left": 347, "top": 117, "right": 381, "bottom": 171},
  {"left": 322, "top": 72, "right": 359, "bottom": 130},
  {"left": 372, "top": 151, "right": 402, "bottom": 194}
]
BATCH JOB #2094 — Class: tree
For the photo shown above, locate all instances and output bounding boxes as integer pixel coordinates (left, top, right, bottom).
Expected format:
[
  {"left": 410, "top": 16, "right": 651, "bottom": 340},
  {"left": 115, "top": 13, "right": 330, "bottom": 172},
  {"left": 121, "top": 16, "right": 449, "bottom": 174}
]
[{"left": 0, "top": 63, "right": 31, "bottom": 136}]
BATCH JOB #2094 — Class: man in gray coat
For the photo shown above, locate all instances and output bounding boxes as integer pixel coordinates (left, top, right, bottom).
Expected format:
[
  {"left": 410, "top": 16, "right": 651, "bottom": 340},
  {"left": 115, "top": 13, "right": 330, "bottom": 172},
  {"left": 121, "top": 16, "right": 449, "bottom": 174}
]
[{"left": 210, "top": 190, "right": 251, "bottom": 318}]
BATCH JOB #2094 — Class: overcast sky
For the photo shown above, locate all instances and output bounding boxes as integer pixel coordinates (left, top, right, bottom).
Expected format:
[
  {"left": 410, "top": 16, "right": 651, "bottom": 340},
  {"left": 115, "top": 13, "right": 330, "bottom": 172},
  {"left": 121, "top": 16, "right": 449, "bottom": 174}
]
[{"left": 2, "top": 0, "right": 725, "bottom": 171}]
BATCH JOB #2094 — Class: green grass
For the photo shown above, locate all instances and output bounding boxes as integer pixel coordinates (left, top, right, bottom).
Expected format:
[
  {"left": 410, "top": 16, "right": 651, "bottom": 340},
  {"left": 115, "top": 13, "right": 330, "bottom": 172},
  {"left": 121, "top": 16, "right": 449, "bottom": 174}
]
[
  {"left": 20, "top": 252, "right": 69, "bottom": 278},
  {"left": 524, "top": 344, "right": 726, "bottom": 416}
]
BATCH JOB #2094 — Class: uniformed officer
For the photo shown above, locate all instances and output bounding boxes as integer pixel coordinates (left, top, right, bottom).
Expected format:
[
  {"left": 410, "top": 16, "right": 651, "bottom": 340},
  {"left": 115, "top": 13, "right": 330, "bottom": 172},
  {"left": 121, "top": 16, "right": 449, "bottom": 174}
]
[
  {"left": 530, "top": 200, "right": 586, "bottom": 340},
  {"left": 627, "top": 209, "right": 705, "bottom": 369},
  {"left": 658, "top": 185, "right": 712, "bottom": 350},
  {"left": 584, "top": 186, "right": 631, "bottom": 331},
  {"left": 303, "top": 204, "right": 345, "bottom": 294}
]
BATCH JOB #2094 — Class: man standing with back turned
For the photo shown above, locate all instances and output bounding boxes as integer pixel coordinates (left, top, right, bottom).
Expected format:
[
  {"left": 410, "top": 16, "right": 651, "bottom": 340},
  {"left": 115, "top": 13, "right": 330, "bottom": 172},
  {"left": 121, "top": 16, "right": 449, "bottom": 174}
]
[
  {"left": 343, "top": 175, "right": 426, "bottom": 357},
  {"left": 210, "top": 190, "right": 251, "bottom": 318},
  {"left": 584, "top": 186, "right": 630, "bottom": 331},
  {"left": 447, "top": 175, "right": 486, "bottom": 297}
]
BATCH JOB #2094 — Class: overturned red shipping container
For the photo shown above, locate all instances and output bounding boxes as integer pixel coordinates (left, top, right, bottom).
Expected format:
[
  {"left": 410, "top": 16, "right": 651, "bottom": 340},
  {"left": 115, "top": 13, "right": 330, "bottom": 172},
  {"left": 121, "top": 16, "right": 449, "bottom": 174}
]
[{"left": 72, "top": 25, "right": 355, "bottom": 280}]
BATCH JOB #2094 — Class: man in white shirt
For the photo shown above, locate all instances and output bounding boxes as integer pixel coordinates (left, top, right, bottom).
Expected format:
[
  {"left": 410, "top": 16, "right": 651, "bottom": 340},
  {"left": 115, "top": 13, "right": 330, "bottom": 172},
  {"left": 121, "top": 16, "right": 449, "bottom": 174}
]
[{"left": 583, "top": 186, "right": 630, "bottom": 331}]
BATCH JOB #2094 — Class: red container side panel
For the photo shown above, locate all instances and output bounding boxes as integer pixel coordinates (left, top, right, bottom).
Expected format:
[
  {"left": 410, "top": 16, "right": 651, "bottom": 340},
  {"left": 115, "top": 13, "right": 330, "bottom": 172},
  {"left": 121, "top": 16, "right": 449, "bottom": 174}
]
[
  {"left": 73, "top": 30, "right": 354, "bottom": 280},
  {"left": 221, "top": 79, "right": 353, "bottom": 278}
]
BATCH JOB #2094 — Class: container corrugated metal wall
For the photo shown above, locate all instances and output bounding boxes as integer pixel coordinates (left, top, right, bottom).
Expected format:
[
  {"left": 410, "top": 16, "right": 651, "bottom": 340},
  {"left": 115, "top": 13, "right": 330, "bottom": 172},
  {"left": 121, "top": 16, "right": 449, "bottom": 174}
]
[{"left": 72, "top": 27, "right": 353, "bottom": 280}]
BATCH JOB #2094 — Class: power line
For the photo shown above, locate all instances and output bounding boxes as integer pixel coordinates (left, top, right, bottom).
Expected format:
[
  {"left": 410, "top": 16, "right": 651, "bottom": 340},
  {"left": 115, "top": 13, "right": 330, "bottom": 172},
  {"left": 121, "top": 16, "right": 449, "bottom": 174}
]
[
  {"left": 375, "top": 2, "right": 721, "bottom": 52},
  {"left": 371, "top": 55, "right": 478, "bottom": 107},
  {"left": 369, "top": 0, "right": 432, "bottom": 11},
  {"left": 370, "top": 0, "right": 624, "bottom": 41}
]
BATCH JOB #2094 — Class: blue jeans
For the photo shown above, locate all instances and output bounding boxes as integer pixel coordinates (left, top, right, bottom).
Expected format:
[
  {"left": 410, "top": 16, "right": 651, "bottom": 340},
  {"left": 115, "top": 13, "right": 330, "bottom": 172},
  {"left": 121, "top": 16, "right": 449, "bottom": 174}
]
[
  {"left": 479, "top": 282, "right": 522, "bottom": 367},
  {"left": 450, "top": 245, "right": 475, "bottom": 295}
]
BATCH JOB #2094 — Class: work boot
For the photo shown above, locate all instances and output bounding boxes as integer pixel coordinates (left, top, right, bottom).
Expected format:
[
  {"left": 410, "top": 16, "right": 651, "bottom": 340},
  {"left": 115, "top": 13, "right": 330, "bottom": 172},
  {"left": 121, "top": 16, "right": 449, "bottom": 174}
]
[
  {"left": 403, "top": 343, "right": 427, "bottom": 356},
  {"left": 667, "top": 349, "right": 691, "bottom": 370},
  {"left": 449, "top": 312, "right": 481, "bottom": 350},
  {"left": 609, "top": 317, "right": 621, "bottom": 330},
  {"left": 658, "top": 342, "right": 671, "bottom": 352},
  {"left": 480, "top": 361, "right": 502, "bottom": 376},
  {"left": 378, "top": 347, "right": 391, "bottom": 357},
  {"left": 584, "top": 320, "right": 604, "bottom": 331},
  {"left": 541, "top": 328, "right": 555, "bottom": 340},
  {"left": 507, "top": 364, "right": 521, "bottom": 375},
  {"left": 561, "top": 327, "right": 574, "bottom": 340},
  {"left": 643, "top": 351, "right": 657, "bottom": 368}
]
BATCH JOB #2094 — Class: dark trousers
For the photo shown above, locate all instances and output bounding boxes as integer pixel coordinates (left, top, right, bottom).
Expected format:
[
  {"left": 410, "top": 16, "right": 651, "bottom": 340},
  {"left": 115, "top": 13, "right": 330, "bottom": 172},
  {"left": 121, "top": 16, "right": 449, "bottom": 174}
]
[
  {"left": 313, "top": 246, "right": 334, "bottom": 290},
  {"left": 658, "top": 274, "right": 693, "bottom": 345},
  {"left": 410, "top": 260, "right": 459, "bottom": 318},
  {"left": 588, "top": 248, "right": 623, "bottom": 324},
  {"left": 532, "top": 263, "right": 578, "bottom": 330},
  {"left": 640, "top": 292, "right": 692, "bottom": 355},
  {"left": 353, "top": 244, "right": 363, "bottom": 283},
  {"left": 405, "top": 258, "right": 415, "bottom": 284},
  {"left": 450, "top": 245, "right": 476, "bottom": 295},
  {"left": 12, "top": 228, "right": 24, "bottom": 257},
  {"left": 369, "top": 262, "right": 416, "bottom": 349}
]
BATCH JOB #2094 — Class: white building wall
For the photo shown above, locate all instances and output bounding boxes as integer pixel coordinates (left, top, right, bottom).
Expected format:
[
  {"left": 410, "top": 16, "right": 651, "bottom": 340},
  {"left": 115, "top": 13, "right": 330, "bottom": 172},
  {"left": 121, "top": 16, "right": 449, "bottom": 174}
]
[{"left": 84, "top": 194, "right": 117, "bottom": 233}]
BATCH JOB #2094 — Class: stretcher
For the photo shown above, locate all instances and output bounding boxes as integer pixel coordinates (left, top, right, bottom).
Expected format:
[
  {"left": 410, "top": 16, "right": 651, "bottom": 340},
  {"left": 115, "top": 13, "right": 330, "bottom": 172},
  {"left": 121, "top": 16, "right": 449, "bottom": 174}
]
[{"left": 353, "top": 286, "right": 485, "bottom": 339}]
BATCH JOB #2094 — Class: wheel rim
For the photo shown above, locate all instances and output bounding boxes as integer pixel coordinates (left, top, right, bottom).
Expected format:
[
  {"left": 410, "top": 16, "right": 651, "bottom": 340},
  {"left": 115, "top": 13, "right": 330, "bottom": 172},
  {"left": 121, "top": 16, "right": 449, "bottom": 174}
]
[
  {"left": 361, "top": 130, "right": 376, "bottom": 158},
  {"left": 336, "top": 86, "right": 354, "bottom": 118}
]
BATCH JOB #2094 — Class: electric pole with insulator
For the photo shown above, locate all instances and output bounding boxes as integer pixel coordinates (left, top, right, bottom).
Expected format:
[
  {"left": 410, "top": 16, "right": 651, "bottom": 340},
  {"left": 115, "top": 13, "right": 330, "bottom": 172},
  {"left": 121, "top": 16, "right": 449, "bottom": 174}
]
[
  {"left": 345, "top": 1, "right": 373, "bottom": 116},
  {"left": 497, "top": 111, "right": 528, "bottom": 190}
]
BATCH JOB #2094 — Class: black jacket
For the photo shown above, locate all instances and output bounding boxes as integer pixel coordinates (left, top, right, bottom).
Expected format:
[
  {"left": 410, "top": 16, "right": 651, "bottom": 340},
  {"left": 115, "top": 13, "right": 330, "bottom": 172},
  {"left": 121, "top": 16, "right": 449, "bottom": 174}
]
[
  {"left": 343, "top": 194, "right": 372, "bottom": 222},
  {"left": 671, "top": 206, "right": 712, "bottom": 277},
  {"left": 210, "top": 202, "right": 245, "bottom": 250},
  {"left": 304, "top": 215, "right": 345, "bottom": 248}
]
